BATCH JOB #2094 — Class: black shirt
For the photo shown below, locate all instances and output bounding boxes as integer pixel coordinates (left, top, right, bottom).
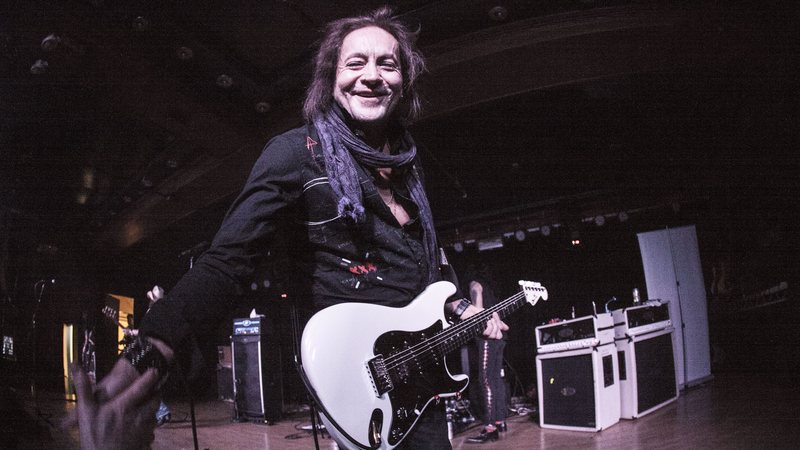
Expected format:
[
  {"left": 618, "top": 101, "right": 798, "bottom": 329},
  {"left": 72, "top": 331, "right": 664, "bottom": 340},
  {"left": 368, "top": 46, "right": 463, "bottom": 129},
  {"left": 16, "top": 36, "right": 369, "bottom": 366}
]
[{"left": 141, "top": 124, "right": 437, "bottom": 353}]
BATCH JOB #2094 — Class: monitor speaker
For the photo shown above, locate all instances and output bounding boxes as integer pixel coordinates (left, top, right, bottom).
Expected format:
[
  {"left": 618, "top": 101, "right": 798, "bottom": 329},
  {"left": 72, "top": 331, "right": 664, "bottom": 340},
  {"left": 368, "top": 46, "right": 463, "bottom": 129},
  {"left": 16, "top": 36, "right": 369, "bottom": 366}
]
[
  {"left": 536, "top": 342, "right": 620, "bottom": 432},
  {"left": 231, "top": 334, "right": 283, "bottom": 423}
]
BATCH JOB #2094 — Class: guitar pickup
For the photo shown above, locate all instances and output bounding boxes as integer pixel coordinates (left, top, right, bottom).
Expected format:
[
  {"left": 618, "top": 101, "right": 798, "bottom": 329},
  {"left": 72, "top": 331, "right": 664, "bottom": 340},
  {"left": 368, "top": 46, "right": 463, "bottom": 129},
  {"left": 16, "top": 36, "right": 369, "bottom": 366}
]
[{"left": 367, "top": 355, "right": 394, "bottom": 397}]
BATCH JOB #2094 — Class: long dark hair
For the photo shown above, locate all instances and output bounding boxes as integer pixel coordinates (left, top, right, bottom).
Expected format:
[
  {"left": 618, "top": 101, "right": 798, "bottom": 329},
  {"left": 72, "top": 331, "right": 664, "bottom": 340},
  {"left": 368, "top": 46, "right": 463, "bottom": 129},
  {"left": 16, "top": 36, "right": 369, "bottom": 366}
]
[{"left": 302, "top": 6, "right": 426, "bottom": 124}]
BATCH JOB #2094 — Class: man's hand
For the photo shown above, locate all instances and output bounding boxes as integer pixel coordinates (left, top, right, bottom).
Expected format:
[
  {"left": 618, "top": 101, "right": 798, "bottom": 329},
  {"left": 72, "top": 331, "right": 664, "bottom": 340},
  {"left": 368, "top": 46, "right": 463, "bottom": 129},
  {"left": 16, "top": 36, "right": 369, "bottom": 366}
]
[
  {"left": 72, "top": 362, "right": 160, "bottom": 450},
  {"left": 62, "top": 338, "right": 174, "bottom": 428},
  {"left": 459, "top": 305, "right": 508, "bottom": 340}
]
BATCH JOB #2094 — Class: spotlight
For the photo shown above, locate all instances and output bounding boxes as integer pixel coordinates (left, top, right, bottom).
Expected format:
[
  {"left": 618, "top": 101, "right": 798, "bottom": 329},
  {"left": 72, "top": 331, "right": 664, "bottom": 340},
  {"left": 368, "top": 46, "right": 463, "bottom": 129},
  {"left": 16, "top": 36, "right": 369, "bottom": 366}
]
[
  {"left": 41, "top": 34, "right": 61, "bottom": 52},
  {"left": 618, "top": 211, "right": 629, "bottom": 222},
  {"left": 255, "top": 101, "right": 271, "bottom": 114},
  {"left": 453, "top": 242, "right": 464, "bottom": 253},
  {"left": 216, "top": 74, "right": 233, "bottom": 89},
  {"left": 30, "top": 59, "right": 48, "bottom": 75},
  {"left": 488, "top": 6, "right": 509, "bottom": 21},
  {"left": 514, "top": 230, "right": 526, "bottom": 241},
  {"left": 132, "top": 16, "right": 150, "bottom": 32},
  {"left": 478, "top": 237, "right": 504, "bottom": 252},
  {"left": 541, "top": 225, "right": 551, "bottom": 237},
  {"left": 594, "top": 215, "right": 605, "bottom": 227},
  {"left": 571, "top": 230, "right": 581, "bottom": 246},
  {"left": 176, "top": 46, "right": 194, "bottom": 61}
]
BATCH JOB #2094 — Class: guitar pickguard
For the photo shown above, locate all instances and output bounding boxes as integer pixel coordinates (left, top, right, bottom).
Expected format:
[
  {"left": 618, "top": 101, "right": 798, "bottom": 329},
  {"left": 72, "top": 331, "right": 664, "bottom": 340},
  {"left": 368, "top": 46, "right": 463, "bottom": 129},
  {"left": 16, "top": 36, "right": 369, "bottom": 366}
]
[{"left": 372, "top": 321, "right": 468, "bottom": 446}]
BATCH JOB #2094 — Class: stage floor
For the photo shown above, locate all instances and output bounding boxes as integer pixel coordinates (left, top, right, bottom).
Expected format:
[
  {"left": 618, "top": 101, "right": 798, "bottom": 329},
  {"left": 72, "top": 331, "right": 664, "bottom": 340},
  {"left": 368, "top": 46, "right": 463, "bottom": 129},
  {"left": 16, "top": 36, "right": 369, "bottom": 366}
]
[{"left": 8, "top": 372, "right": 800, "bottom": 449}]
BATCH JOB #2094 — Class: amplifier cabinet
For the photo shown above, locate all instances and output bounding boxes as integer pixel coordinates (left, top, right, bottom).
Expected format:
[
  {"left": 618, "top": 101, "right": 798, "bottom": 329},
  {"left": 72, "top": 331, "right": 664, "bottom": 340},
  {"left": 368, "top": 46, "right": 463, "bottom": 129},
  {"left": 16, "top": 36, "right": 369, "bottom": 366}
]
[
  {"left": 231, "top": 317, "right": 283, "bottom": 423},
  {"left": 615, "top": 327, "right": 678, "bottom": 419},
  {"left": 536, "top": 342, "right": 621, "bottom": 432},
  {"left": 536, "top": 313, "right": 615, "bottom": 354},
  {"left": 612, "top": 301, "right": 671, "bottom": 338}
]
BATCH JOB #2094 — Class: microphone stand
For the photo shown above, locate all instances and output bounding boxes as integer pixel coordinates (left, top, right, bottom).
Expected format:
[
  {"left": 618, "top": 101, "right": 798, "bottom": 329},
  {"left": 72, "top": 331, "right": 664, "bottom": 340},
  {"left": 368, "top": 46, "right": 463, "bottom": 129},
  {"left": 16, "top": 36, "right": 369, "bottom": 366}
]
[{"left": 30, "top": 279, "right": 54, "bottom": 427}]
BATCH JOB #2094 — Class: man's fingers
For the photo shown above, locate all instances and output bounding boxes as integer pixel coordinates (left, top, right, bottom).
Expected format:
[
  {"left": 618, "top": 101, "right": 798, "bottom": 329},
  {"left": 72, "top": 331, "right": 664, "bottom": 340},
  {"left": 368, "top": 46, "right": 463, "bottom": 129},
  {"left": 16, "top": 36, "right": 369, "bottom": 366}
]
[
  {"left": 71, "top": 364, "right": 97, "bottom": 448},
  {"left": 59, "top": 409, "right": 78, "bottom": 429},
  {"left": 72, "top": 364, "right": 93, "bottom": 408},
  {"left": 112, "top": 368, "right": 160, "bottom": 410},
  {"left": 94, "top": 358, "right": 139, "bottom": 403}
]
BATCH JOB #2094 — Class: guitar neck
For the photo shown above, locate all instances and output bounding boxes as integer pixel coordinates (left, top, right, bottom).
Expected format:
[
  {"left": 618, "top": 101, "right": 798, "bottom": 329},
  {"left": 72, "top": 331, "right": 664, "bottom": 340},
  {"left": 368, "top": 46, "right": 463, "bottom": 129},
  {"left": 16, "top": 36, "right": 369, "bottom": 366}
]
[{"left": 437, "top": 291, "right": 527, "bottom": 354}]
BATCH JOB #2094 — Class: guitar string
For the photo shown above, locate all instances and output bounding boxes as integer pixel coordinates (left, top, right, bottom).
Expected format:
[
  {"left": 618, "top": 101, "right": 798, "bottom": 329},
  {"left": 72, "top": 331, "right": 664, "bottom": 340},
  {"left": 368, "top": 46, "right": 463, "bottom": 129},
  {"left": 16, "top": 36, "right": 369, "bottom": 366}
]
[
  {"left": 380, "top": 285, "right": 546, "bottom": 371},
  {"left": 381, "top": 289, "right": 541, "bottom": 372},
  {"left": 383, "top": 284, "right": 545, "bottom": 371},
  {"left": 381, "top": 291, "right": 528, "bottom": 372}
]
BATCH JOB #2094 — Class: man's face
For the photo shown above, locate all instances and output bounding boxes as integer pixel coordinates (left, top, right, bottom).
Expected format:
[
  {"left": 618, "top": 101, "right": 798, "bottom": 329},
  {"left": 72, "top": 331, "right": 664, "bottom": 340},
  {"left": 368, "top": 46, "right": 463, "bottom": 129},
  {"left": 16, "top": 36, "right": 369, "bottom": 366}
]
[{"left": 334, "top": 26, "right": 403, "bottom": 131}]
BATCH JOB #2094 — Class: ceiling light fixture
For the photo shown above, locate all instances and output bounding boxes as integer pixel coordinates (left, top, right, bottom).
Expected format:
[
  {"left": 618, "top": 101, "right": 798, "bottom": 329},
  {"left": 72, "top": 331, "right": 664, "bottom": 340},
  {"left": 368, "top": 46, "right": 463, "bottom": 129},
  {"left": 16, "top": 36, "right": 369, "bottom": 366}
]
[
  {"left": 132, "top": 16, "right": 150, "bottom": 32},
  {"left": 216, "top": 74, "right": 233, "bottom": 89},
  {"left": 488, "top": 6, "right": 509, "bottom": 21},
  {"left": 176, "top": 46, "right": 194, "bottom": 61},
  {"left": 255, "top": 101, "right": 271, "bottom": 114},
  {"left": 594, "top": 215, "right": 605, "bottom": 226},
  {"left": 30, "top": 59, "right": 48, "bottom": 75},
  {"left": 41, "top": 34, "right": 60, "bottom": 51}
]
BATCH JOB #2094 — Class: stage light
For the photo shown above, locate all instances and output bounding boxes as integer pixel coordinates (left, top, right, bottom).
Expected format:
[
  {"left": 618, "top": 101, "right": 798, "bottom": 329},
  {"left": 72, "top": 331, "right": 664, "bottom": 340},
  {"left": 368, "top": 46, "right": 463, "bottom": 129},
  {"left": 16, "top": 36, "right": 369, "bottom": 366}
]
[
  {"left": 594, "top": 215, "right": 605, "bottom": 227},
  {"left": 478, "top": 237, "right": 504, "bottom": 252},
  {"left": 30, "top": 59, "right": 48, "bottom": 75},
  {"left": 132, "top": 16, "right": 150, "bottom": 32},
  {"left": 255, "top": 101, "right": 271, "bottom": 114},
  {"left": 216, "top": 74, "right": 233, "bottom": 89},
  {"left": 41, "top": 34, "right": 60, "bottom": 52},
  {"left": 176, "top": 46, "right": 194, "bottom": 61},
  {"left": 541, "top": 225, "right": 551, "bottom": 237},
  {"left": 453, "top": 242, "right": 464, "bottom": 253},
  {"left": 515, "top": 230, "right": 526, "bottom": 241},
  {"left": 618, "top": 211, "right": 629, "bottom": 222}
]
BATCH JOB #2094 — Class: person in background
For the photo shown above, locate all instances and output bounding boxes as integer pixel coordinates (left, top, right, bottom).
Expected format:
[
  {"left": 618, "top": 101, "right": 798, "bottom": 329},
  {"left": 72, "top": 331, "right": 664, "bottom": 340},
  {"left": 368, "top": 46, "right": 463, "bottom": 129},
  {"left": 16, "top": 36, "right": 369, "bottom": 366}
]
[
  {"left": 463, "top": 264, "right": 508, "bottom": 443},
  {"left": 70, "top": 7, "right": 507, "bottom": 450}
]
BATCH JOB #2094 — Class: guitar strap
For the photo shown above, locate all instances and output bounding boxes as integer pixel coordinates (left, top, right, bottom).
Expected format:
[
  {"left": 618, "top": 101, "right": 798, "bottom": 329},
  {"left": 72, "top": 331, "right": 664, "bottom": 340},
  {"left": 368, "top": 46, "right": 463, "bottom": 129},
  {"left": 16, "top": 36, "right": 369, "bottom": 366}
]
[{"left": 439, "top": 246, "right": 466, "bottom": 302}]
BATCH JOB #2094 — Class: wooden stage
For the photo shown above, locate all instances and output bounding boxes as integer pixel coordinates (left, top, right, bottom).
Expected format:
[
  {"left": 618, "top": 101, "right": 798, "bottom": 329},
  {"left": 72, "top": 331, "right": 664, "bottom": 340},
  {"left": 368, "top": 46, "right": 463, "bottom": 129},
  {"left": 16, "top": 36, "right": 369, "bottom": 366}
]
[{"left": 8, "top": 372, "right": 800, "bottom": 449}]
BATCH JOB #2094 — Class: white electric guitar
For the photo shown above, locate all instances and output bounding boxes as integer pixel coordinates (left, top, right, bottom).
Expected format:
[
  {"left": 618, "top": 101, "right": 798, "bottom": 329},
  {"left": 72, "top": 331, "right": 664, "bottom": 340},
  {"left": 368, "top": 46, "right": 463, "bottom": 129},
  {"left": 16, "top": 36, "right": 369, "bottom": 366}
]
[{"left": 301, "top": 280, "right": 548, "bottom": 449}]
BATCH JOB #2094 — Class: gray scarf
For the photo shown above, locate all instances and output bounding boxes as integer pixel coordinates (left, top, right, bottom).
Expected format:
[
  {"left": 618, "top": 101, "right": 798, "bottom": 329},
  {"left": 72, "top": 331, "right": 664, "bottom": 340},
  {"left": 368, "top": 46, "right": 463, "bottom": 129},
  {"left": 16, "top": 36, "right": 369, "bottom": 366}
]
[{"left": 313, "top": 107, "right": 439, "bottom": 284}]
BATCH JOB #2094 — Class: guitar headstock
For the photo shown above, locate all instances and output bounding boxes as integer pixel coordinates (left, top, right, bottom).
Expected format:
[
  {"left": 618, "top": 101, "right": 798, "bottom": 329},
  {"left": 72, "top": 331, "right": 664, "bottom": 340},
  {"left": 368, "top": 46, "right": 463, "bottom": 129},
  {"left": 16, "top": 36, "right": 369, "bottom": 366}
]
[
  {"left": 519, "top": 280, "right": 548, "bottom": 306},
  {"left": 101, "top": 305, "right": 119, "bottom": 324}
]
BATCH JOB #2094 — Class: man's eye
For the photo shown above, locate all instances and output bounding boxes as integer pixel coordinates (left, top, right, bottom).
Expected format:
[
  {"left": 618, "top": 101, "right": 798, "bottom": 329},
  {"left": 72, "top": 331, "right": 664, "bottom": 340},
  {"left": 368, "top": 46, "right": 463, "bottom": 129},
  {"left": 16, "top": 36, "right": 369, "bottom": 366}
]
[{"left": 346, "top": 61, "right": 365, "bottom": 68}]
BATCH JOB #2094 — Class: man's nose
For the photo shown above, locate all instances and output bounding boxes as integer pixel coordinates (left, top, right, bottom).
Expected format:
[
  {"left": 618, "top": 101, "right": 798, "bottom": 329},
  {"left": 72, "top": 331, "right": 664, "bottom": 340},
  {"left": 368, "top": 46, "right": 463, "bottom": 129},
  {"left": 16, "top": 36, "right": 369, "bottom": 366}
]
[{"left": 361, "top": 62, "right": 380, "bottom": 83}]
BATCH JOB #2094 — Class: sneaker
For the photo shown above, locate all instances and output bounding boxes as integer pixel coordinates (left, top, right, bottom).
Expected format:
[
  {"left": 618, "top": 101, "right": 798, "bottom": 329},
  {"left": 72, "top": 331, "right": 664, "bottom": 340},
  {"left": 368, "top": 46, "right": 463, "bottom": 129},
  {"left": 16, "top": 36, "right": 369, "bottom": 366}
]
[{"left": 156, "top": 413, "right": 171, "bottom": 426}]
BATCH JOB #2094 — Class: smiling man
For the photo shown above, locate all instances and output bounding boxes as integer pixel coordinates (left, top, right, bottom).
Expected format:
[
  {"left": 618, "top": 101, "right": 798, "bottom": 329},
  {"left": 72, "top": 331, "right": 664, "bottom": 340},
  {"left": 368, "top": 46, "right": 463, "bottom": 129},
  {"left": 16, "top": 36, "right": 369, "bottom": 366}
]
[{"left": 72, "top": 7, "right": 507, "bottom": 450}]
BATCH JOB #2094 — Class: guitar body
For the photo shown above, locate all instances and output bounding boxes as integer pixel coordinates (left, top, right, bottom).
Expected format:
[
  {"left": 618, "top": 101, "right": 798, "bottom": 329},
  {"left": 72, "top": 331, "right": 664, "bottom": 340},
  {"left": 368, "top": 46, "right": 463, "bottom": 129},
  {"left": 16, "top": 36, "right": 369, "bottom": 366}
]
[{"left": 301, "top": 281, "right": 467, "bottom": 450}]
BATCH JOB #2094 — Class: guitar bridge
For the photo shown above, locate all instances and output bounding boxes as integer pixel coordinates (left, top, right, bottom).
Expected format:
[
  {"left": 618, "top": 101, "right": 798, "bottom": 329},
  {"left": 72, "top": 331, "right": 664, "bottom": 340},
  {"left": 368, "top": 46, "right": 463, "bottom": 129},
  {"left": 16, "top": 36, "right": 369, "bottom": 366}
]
[{"left": 367, "top": 355, "right": 393, "bottom": 397}]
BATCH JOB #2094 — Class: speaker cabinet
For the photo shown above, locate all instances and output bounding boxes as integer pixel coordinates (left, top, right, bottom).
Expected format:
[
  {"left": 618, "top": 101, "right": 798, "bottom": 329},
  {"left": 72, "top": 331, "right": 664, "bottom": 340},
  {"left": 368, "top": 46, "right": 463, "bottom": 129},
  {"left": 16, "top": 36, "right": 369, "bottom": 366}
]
[
  {"left": 536, "top": 342, "right": 620, "bottom": 432},
  {"left": 616, "top": 327, "right": 678, "bottom": 419},
  {"left": 231, "top": 327, "right": 283, "bottom": 423}
]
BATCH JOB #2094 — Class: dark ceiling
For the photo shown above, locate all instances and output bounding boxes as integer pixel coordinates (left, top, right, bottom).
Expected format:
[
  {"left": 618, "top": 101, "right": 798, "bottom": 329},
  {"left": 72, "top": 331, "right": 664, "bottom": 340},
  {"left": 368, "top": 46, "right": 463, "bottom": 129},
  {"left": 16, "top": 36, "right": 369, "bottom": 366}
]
[{"left": 1, "top": 1, "right": 798, "bottom": 274}]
